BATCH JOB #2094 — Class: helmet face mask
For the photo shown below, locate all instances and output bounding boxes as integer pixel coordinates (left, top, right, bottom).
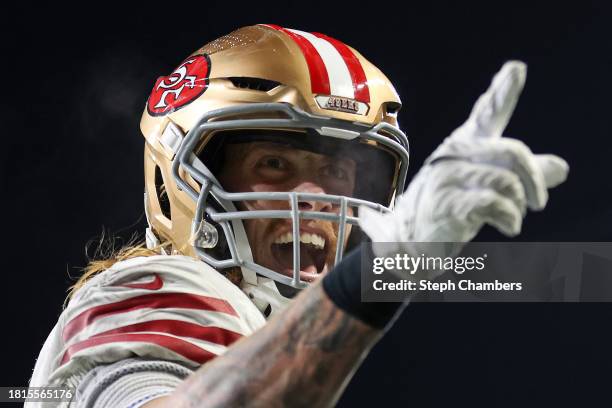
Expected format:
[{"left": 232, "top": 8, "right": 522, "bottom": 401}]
[
  {"left": 140, "top": 25, "right": 409, "bottom": 292},
  {"left": 172, "top": 103, "right": 408, "bottom": 289}
]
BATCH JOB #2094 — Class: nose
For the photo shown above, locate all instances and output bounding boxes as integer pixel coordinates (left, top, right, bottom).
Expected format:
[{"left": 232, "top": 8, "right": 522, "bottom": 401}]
[
  {"left": 294, "top": 181, "right": 333, "bottom": 213},
  {"left": 298, "top": 199, "right": 333, "bottom": 212}
]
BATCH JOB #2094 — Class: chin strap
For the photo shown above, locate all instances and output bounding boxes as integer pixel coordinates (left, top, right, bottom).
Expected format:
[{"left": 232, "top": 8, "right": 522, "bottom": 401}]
[
  {"left": 240, "top": 276, "right": 291, "bottom": 318},
  {"left": 144, "top": 191, "right": 168, "bottom": 255},
  {"left": 230, "top": 218, "right": 259, "bottom": 286},
  {"left": 231, "top": 217, "right": 292, "bottom": 316}
]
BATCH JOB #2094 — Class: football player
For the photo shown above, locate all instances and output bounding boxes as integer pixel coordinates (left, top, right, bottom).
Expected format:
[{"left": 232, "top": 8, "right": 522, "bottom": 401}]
[{"left": 27, "top": 25, "right": 568, "bottom": 407}]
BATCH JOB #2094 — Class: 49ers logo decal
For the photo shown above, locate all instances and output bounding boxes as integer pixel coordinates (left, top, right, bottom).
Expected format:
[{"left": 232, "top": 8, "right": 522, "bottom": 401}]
[{"left": 147, "top": 54, "right": 211, "bottom": 116}]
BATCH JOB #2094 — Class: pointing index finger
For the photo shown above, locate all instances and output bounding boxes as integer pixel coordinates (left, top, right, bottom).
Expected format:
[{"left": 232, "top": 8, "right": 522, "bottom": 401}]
[{"left": 465, "top": 61, "right": 527, "bottom": 139}]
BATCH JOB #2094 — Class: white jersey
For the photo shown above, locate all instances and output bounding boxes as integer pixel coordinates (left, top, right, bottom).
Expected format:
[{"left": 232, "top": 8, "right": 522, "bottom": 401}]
[{"left": 28, "top": 254, "right": 266, "bottom": 405}]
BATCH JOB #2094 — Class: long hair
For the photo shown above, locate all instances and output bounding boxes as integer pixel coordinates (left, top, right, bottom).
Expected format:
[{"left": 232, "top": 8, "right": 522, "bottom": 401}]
[
  {"left": 66, "top": 230, "right": 167, "bottom": 301},
  {"left": 66, "top": 229, "right": 242, "bottom": 304}
]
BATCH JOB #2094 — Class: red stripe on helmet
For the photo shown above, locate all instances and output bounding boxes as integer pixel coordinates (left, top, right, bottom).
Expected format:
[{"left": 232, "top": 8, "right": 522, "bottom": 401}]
[
  {"left": 261, "top": 24, "right": 331, "bottom": 95},
  {"left": 312, "top": 32, "right": 371, "bottom": 103}
]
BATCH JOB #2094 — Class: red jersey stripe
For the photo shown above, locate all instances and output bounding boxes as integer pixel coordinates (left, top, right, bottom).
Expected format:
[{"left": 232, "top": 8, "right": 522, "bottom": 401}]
[
  {"left": 63, "top": 292, "right": 238, "bottom": 342},
  {"left": 312, "top": 32, "right": 371, "bottom": 103},
  {"left": 60, "top": 333, "right": 217, "bottom": 366},
  {"left": 262, "top": 24, "right": 331, "bottom": 95},
  {"left": 91, "top": 319, "right": 243, "bottom": 346}
]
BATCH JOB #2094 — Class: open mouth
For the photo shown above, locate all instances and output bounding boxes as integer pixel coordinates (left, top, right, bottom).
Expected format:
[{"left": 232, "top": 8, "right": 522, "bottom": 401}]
[{"left": 270, "top": 231, "right": 330, "bottom": 282}]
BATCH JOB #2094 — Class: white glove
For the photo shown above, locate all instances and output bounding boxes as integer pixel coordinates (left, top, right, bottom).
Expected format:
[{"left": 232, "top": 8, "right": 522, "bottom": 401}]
[{"left": 359, "top": 61, "right": 569, "bottom": 258}]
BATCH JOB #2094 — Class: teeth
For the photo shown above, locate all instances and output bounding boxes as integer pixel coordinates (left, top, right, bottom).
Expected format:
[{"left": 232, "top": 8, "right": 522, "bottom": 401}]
[
  {"left": 274, "top": 232, "right": 293, "bottom": 244},
  {"left": 273, "top": 232, "right": 326, "bottom": 249},
  {"left": 307, "top": 234, "right": 325, "bottom": 249}
]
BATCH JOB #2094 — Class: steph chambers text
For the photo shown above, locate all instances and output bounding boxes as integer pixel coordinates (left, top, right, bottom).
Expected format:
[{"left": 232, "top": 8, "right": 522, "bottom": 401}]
[{"left": 372, "top": 279, "right": 523, "bottom": 293}]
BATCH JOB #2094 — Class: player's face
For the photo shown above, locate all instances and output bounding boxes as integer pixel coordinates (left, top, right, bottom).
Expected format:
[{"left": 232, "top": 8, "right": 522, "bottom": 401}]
[{"left": 219, "top": 142, "right": 356, "bottom": 282}]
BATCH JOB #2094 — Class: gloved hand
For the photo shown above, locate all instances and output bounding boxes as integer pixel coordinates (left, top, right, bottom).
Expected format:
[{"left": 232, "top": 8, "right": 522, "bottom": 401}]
[{"left": 359, "top": 61, "right": 569, "bottom": 259}]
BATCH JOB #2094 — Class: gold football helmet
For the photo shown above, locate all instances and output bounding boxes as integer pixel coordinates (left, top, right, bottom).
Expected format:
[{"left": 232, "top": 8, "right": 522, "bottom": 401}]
[{"left": 140, "top": 24, "right": 409, "bottom": 292}]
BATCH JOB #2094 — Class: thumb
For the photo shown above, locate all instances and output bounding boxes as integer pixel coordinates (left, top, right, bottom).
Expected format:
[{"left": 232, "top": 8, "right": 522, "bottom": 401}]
[{"left": 535, "top": 154, "right": 569, "bottom": 188}]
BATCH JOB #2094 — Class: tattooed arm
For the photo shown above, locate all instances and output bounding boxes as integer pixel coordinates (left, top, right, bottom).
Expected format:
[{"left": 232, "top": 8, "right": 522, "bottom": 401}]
[{"left": 143, "top": 280, "right": 383, "bottom": 408}]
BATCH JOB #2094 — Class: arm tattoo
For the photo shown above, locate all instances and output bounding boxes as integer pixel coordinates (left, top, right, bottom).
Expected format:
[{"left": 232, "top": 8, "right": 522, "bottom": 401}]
[{"left": 168, "top": 281, "right": 382, "bottom": 408}]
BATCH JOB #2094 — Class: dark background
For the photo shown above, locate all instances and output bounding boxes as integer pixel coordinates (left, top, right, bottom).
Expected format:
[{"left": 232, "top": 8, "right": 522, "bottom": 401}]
[{"left": 2, "top": 1, "right": 612, "bottom": 406}]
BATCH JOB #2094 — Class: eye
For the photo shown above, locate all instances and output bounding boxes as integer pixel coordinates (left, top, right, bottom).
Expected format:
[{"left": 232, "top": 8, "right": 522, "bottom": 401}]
[
  {"left": 322, "top": 164, "right": 349, "bottom": 181},
  {"left": 258, "top": 156, "right": 287, "bottom": 170}
]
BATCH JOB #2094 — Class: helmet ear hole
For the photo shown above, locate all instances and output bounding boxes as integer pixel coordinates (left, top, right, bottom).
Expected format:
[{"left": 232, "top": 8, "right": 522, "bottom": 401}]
[{"left": 155, "top": 165, "right": 172, "bottom": 221}]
